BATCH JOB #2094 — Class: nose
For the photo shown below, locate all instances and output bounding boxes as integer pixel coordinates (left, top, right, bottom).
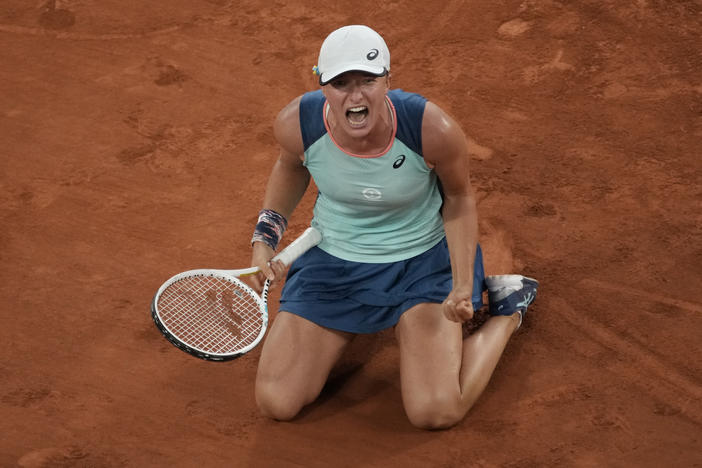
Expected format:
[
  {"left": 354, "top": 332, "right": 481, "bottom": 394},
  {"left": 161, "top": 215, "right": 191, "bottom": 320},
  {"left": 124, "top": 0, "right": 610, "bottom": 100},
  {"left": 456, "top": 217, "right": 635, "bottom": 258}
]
[{"left": 348, "top": 81, "right": 363, "bottom": 101}]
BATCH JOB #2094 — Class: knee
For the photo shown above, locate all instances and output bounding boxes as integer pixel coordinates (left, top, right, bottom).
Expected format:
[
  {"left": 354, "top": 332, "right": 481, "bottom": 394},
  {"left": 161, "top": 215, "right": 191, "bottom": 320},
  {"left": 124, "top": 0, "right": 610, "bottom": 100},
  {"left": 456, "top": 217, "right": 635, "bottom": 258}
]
[
  {"left": 255, "top": 378, "right": 304, "bottom": 421},
  {"left": 404, "top": 392, "right": 464, "bottom": 430}
]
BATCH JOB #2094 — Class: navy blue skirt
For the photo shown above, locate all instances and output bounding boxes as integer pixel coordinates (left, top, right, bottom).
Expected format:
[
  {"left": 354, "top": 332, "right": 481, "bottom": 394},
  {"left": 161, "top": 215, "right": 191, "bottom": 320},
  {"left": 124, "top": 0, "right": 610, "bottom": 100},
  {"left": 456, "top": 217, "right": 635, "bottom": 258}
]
[{"left": 279, "top": 238, "right": 486, "bottom": 334}]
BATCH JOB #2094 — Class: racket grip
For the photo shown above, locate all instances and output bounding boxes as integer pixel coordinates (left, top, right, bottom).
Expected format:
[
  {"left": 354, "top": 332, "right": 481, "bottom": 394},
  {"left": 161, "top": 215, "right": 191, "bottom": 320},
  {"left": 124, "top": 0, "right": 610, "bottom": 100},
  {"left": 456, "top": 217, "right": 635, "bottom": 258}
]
[{"left": 272, "top": 227, "right": 322, "bottom": 266}]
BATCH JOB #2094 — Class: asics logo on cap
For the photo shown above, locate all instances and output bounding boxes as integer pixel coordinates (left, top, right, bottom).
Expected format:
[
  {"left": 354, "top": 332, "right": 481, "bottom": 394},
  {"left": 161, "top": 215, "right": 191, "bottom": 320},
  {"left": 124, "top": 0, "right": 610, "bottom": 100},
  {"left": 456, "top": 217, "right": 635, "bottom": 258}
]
[{"left": 366, "top": 49, "right": 379, "bottom": 60}]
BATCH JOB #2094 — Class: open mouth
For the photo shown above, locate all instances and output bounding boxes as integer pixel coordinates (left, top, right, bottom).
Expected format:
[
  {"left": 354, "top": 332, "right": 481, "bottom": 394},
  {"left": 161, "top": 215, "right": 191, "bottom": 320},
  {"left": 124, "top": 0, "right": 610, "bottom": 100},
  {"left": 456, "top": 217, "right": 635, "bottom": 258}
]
[{"left": 346, "top": 106, "right": 369, "bottom": 126}]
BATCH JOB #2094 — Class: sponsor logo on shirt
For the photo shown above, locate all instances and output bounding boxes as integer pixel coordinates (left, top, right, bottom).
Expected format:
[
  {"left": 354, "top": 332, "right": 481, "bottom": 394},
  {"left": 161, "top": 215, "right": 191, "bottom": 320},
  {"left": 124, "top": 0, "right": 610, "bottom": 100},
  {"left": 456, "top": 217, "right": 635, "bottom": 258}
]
[
  {"left": 393, "top": 155, "right": 406, "bottom": 169},
  {"left": 362, "top": 188, "right": 382, "bottom": 200}
]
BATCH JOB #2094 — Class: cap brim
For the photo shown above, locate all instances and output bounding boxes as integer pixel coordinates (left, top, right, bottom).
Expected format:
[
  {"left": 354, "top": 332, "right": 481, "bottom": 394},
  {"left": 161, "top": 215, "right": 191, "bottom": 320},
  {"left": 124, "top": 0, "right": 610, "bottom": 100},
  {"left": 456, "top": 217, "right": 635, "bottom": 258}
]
[{"left": 319, "top": 65, "right": 387, "bottom": 85}]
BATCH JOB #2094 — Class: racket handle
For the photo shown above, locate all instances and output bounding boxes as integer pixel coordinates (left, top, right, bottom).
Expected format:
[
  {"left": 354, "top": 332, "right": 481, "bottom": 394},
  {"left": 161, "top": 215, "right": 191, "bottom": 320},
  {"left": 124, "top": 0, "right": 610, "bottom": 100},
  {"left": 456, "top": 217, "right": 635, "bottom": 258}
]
[{"left": 272, "top": 227, "right": 322, "bottom": 266}]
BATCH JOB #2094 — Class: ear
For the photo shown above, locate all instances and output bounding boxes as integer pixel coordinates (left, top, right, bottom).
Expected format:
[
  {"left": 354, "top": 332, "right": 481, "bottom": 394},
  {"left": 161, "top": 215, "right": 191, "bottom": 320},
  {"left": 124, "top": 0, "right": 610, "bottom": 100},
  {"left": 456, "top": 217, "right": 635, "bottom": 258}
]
[{"left": 385, "top": 72, "right": 391, "bottom": 90}]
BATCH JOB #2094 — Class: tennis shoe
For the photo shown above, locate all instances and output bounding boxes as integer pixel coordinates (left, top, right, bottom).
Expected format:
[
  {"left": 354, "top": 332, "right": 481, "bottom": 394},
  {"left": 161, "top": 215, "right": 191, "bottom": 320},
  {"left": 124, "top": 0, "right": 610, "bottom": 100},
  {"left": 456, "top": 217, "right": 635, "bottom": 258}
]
[{"left": 485, "top": 275, "right": 539, "bottom": 330}]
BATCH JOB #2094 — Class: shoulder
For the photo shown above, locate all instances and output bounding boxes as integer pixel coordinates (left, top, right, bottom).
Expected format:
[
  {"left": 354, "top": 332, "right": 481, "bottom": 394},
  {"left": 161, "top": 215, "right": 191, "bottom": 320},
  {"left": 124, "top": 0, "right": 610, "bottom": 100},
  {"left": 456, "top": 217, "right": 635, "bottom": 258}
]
[
  {"left": 385, "top": 90, "right": 466, "bottom": 160},
  {"left": 273, "top": 95, "right": 304, "bottom": 155},
  {"left": 422, "top": 101, "right": 463, "bottom": 141},
  {"left": 274, "top": 90, "right": 328, "bottom": 155},
  {"left": 388, "top": 89, "right": 427, "bottom": 112},
  {"left": 421, "top": 101, "right": 467, "bottom": 165}
]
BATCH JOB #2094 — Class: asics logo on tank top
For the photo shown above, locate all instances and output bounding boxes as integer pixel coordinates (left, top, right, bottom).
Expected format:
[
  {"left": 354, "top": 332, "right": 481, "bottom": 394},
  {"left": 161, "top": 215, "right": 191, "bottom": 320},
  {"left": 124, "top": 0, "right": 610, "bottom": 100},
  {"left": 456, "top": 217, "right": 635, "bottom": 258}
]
[
  {"left": 362, "top": 188, "right": 382, "bottom": 201},
  {"left": 366, "top": 49, "right": 379, "bottom": 60},
  {"left": 393, "top": 155, "right": 406, "bottom": 169}
]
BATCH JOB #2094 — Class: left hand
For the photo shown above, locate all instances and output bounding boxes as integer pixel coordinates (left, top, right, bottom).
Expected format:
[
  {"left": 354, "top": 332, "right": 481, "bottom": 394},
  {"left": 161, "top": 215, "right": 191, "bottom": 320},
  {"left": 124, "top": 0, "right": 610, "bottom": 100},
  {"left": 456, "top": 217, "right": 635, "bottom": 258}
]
[{"left": 442, "top": 287, "right": 475, "bottom": 322}]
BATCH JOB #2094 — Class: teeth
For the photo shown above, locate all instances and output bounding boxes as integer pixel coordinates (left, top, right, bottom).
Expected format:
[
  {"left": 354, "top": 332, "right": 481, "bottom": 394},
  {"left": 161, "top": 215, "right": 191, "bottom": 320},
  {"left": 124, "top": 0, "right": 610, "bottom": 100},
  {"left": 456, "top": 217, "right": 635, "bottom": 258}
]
[{"left": 348, "top": 106, "right": 367, "bottom": 112}]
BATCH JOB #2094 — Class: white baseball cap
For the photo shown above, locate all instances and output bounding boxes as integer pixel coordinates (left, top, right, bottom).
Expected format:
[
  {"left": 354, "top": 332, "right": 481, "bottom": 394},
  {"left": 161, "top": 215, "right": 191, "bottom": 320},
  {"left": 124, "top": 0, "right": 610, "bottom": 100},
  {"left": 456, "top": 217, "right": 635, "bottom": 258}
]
[{"left": 314, "top": 25, "right": 390, "bottom": 85}]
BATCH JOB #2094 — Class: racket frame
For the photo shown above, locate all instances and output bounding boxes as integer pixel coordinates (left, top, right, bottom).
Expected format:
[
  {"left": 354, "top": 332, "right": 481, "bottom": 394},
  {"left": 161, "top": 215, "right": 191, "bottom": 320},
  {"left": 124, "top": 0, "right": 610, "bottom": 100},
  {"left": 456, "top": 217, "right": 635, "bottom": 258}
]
[{"left": 151, "top": 271, "right": 270, "bottom": 361}]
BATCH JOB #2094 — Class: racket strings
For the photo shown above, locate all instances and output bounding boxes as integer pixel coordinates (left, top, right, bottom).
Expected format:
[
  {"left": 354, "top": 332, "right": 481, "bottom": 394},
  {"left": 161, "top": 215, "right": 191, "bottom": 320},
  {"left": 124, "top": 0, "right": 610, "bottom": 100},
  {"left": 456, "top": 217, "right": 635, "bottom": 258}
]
[
  {"left": 162, "top": 282, "right": 259, "bottom": 351},
  {"left": 157, "top": 276, "right": 264, "bottom": 354}
]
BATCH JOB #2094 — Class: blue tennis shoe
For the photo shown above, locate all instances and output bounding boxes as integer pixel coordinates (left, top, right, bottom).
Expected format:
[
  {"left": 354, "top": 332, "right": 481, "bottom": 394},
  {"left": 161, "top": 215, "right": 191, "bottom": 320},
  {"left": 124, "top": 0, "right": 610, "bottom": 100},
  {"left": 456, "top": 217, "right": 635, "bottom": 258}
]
[{"left": 485, "top": 275, "right": 539, "bottom": 330}]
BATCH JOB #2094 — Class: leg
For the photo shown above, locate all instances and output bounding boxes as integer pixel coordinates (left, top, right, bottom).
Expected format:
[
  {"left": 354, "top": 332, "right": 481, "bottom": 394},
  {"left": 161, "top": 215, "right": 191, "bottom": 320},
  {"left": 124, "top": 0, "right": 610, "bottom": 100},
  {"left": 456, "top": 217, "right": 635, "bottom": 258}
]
[
  {"left": 396, "top": 303, "right": 519, "bottom": 430},
  {"left": 255, "top": 311, "right": 354, "bottom": 420}
]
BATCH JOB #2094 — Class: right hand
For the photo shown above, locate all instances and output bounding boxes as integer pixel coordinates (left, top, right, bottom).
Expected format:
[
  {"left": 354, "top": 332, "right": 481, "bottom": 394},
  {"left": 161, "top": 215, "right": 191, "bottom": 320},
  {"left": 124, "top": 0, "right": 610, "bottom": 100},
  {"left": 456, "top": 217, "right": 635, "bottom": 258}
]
[
  {"left": 249, "top": 242, "right": 287, "bottom": 293},
  {"left": 441, "top": 278, "right": 476, "bottom": 322}
]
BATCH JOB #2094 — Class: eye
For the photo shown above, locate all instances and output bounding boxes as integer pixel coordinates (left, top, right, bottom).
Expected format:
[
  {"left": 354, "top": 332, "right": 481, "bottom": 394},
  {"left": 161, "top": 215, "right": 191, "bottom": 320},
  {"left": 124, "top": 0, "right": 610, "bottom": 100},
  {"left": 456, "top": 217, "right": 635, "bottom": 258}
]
[{"left": 331, "top": 79, "right": 347, "bottom": 89}]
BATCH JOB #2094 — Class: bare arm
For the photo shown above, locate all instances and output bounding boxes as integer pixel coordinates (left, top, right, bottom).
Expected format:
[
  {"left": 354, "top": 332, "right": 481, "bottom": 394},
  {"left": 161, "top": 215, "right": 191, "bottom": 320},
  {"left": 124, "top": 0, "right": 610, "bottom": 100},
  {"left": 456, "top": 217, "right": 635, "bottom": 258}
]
[
  {"left": 261, "top": 96, "right": 310, "bottom": 216},
  {"left": 422, "top": 102, "right": 479, "bottom": 322},
  {"left": 250, "top": 96, "right": 311, "bottom": 289}
]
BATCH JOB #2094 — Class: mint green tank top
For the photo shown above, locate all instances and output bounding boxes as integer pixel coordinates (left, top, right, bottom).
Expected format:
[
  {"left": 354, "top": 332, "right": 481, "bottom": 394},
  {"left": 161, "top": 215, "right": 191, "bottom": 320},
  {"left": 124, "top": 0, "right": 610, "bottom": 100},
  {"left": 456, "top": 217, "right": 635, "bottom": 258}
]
[{"left": 299, "top": 89, "right": 445, "bottom": 263}]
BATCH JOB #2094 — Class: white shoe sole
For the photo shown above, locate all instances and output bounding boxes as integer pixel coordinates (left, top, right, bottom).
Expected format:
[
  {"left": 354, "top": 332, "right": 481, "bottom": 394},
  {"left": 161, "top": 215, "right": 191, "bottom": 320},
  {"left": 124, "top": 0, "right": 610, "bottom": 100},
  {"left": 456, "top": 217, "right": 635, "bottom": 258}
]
[{"left": 485, "top": 274, "right": 537, "bottom": 290}]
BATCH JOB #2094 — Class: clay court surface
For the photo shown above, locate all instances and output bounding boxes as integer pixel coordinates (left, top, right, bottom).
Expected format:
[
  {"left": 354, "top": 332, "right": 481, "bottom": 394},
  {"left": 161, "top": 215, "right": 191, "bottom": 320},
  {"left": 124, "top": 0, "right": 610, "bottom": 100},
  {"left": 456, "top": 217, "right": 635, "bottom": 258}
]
[{"left": 2, "top": 0, "right": 701, "bottom": 466}]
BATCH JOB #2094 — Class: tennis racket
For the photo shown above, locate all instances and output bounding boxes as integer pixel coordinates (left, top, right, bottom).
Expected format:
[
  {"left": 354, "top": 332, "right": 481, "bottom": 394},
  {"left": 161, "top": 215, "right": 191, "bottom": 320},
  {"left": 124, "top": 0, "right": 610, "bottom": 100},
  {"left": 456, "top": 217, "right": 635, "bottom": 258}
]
[{"left": 151, "top": 227, "right": 322, "bottom": 361}]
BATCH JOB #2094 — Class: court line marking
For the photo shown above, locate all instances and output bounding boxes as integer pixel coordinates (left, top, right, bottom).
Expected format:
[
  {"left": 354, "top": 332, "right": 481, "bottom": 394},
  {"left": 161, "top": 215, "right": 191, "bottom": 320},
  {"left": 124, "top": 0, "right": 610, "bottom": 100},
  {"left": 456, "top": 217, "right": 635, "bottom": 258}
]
[
  {"left": 0, "top": 23, "right": 181, "bottom": 40},
  {"left": 580, "top": 278, "right": 702, "bottom": 314},
  {"left": 553, "top": 294, "right": 702, "bottom": 425}
]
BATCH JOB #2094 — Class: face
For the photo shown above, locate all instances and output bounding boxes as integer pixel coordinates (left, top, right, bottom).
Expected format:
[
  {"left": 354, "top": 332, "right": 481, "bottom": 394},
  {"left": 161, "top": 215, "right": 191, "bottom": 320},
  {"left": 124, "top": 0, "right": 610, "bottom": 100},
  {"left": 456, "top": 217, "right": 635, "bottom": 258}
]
[{"left": 322, "top": 71, "right": 390, "bottom": 141}]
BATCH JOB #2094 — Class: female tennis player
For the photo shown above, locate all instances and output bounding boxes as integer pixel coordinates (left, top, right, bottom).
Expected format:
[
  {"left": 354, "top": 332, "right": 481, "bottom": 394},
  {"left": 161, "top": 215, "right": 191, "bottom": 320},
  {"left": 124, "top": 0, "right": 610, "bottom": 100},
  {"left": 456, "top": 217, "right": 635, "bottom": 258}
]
[{"left": 248, "top": 25, "right": 538, "bottom": 429}]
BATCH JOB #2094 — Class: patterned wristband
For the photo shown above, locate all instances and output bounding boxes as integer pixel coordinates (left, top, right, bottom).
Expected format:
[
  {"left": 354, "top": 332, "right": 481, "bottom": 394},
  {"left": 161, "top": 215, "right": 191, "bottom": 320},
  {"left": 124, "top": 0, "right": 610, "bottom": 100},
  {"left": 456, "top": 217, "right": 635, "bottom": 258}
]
[{"left": 251, "top": 209, "right": 288, "bottom": 250}]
